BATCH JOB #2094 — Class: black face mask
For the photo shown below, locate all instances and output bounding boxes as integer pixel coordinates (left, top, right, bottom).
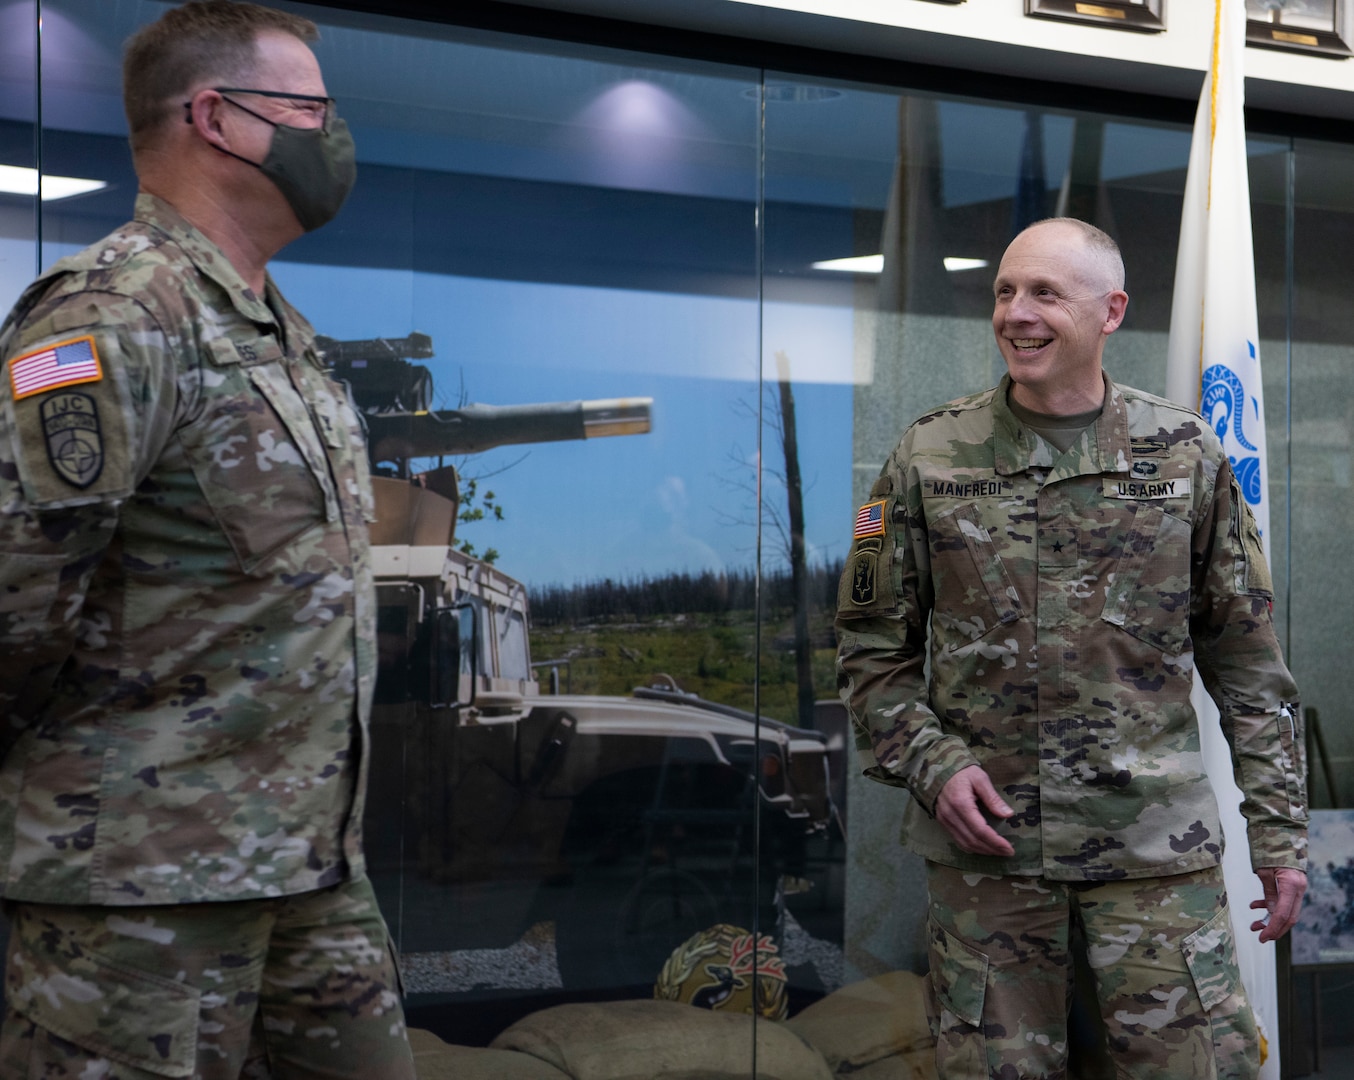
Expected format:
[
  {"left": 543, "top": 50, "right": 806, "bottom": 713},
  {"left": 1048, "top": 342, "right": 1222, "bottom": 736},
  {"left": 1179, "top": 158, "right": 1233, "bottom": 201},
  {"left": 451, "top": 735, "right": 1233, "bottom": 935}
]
[{"left": 210, "top": 93, "right": 357, "bottom": 232}]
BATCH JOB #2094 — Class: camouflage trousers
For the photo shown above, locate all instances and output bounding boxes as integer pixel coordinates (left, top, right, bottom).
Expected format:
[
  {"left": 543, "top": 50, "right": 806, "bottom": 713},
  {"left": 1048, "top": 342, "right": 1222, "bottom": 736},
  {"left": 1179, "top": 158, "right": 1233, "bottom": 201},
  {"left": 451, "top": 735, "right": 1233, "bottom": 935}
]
[
  {"left": 924, "top": 862, "right": 1257, "bottom": 1080},
  {"left": 0, "top": 875, "right": 415, "bottom": 1079}
]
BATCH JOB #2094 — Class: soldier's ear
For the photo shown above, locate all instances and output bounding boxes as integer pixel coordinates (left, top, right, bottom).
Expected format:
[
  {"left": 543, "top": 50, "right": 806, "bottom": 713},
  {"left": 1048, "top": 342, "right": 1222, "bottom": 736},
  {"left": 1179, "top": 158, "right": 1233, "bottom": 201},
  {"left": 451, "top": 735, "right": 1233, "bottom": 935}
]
[
  {"left": 1103, "top": 290, "right": 1128, "bottom": 335},
  {"left": 184, "top": 89, "right": 231, "bottom": 153}
]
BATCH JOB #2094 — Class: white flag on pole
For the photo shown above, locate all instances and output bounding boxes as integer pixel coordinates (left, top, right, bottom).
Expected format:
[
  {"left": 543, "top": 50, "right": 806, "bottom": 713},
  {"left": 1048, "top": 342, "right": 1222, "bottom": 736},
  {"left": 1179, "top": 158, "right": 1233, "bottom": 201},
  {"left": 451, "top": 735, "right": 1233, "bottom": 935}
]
[
  {"left": 1165, "top": 1, "right": 1280, "bottom": 1075},
  {"left": 1167, "top": 0, "right": 1271, "bottom": 542}
]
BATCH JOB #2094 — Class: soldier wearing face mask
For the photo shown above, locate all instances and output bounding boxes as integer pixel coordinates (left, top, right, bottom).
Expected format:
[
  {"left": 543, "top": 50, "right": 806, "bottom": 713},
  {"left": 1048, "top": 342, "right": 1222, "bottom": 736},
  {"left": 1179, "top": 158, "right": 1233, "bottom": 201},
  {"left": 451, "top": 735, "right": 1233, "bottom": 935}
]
[{"left": 0, "top": 3, "right": 414, "bottom": 1076}]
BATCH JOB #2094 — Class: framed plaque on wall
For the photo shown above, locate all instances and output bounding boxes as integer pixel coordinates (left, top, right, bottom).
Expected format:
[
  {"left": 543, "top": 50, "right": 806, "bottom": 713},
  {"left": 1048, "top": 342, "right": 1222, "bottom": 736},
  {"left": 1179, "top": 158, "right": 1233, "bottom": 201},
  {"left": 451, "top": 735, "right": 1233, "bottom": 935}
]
[
  {"left": 1025, "top": 0, "right": 1165, "bottom": 32},
  {"left": 1246, "top": 0, "right": 1352, "bottom": 58}
]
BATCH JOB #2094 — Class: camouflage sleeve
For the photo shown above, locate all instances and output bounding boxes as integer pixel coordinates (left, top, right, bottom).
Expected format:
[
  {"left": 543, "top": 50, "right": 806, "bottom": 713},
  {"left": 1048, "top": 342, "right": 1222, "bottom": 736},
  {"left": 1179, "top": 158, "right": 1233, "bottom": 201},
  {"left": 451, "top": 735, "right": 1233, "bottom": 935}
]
[
  {"left": 1191, "top": 457, "right": 1306, "bottom": 871},
  {"left": 834, "top": 444, "right": 978, "bottom": 815},
  {"left": 0, "top": 291, "right": 180, "bottom": 752}
]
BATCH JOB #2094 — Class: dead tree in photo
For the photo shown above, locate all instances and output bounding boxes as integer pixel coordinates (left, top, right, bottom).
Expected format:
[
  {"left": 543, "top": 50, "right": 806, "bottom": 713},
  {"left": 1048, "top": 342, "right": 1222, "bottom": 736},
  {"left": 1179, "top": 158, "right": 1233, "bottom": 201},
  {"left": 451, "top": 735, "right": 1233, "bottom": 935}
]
[{"left": 775, "top": 352, "right": 815, "bottom": 731}]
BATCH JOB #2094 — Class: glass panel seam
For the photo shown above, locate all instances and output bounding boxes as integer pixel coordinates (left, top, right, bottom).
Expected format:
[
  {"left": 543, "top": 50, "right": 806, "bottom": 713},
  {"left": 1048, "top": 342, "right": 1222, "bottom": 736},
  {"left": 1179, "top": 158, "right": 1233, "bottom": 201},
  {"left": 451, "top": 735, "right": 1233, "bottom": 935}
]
[
  {"left": 34, "top": 0, "right": 43, "bottom": 274},
  {"left": 751, "top": 65, "right": 766, "bottom": 1076}
]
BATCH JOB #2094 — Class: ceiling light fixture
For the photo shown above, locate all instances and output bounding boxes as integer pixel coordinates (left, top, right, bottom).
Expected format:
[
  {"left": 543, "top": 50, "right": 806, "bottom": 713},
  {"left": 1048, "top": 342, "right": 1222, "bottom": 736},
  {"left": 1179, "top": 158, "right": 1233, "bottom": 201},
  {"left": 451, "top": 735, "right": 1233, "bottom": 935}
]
[
  {"left": 812, "top": 255, "right": 884, "bottom": 273},
  {"left": 0, "top": 164, "right": 107, "bottom": 201},
  {"left": 812, "top": 255, "right": 991, "bottom": 274},
  {"left": 744, "top": 83, "right": 845, "bottom": 103}
]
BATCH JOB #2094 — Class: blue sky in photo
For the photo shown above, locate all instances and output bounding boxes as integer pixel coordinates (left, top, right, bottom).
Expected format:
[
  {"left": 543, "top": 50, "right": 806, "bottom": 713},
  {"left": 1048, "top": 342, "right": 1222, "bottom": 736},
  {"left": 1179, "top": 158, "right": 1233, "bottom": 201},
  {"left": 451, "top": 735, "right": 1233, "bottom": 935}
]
[{"left": 273, "top": 261, "right": 857, "bottom": 586}]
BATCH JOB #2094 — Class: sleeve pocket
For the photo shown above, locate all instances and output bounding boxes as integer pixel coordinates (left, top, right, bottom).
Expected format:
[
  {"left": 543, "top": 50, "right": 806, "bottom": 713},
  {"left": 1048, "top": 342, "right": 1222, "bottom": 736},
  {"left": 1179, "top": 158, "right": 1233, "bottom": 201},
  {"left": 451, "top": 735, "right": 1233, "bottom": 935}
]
[
  {"left": 7, "top": 943, "right": 199, "bottom": 1077},
  {"left": 1234, "top": 481, "right": 1274, "bottom": 598}
]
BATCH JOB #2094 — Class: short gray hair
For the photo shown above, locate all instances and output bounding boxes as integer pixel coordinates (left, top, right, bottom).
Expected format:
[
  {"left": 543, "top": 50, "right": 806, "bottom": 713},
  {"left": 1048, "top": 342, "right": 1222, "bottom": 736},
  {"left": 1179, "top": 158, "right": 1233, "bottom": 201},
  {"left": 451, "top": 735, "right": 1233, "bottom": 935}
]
[{"left": 1020, "top": 217, "right": 1125, "bottom": 292}]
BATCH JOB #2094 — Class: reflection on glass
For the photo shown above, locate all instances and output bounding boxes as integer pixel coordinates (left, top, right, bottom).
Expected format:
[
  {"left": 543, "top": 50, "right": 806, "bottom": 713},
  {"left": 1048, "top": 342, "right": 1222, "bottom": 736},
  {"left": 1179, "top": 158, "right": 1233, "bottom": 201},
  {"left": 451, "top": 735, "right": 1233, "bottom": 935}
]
[
  {"left": 1288, "top": 138, "right": 1354, "bottom": 821},
  {"left": 0, "top": 0, "right": 38, "bottom": 314}
]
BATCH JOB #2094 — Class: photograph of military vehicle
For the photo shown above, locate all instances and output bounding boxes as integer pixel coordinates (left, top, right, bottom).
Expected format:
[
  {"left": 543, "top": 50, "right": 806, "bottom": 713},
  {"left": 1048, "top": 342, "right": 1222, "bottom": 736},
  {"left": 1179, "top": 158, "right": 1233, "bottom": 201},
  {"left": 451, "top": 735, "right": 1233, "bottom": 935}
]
[{"left": 319, "top": 333, "right": 841, "bottom": 1015}]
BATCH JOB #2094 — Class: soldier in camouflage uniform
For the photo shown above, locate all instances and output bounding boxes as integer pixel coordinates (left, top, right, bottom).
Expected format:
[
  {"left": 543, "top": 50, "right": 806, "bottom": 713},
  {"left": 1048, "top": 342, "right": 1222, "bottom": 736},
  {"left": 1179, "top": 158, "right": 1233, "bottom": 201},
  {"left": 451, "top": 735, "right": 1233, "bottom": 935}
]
[
  {"left": 837, "top": 218, "right": 1307, "bottom": 1080},
  {"left": 0, "top": 3, "right": 415, "bottom": 1076}
]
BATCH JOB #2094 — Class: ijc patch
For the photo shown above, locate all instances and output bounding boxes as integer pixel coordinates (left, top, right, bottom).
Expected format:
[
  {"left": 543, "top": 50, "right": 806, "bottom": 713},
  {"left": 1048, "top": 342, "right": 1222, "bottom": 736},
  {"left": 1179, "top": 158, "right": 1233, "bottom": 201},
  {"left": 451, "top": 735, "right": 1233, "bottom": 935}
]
[
  {"left": 8, "top": 335, "right": 103, "bottom": 400},
  {"left": 41, "top": 391, "right": 103, "bottom": 488},
  {"left": 853, "top": 500, "right": 886, "bottom": 539}
]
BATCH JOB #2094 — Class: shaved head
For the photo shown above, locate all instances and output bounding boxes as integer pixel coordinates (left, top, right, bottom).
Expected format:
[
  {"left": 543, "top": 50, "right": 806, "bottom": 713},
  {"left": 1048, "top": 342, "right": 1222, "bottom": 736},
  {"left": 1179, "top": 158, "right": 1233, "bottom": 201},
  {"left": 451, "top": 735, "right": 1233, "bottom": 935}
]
[{"left": 1013, "top": 218, "right": 1125, "bottom": 295}]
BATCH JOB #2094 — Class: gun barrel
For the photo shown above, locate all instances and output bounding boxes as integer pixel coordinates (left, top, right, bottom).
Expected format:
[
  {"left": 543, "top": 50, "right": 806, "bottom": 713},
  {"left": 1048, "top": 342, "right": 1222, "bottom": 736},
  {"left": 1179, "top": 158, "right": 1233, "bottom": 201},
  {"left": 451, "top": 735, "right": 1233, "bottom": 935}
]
[
  {"left": 580, "top": 398, "right": 652, "bottom": 440},
  {"left": 317, "top": 333, "right": 434, "bottom": 364},
  {"left": 366, "top": 397, "right": 653, "bottom": 462}
]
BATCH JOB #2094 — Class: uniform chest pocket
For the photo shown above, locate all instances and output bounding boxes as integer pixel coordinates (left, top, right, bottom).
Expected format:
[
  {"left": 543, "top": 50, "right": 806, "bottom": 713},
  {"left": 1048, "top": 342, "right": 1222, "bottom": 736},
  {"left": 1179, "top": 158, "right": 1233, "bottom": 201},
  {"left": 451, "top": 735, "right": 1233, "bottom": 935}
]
[
  {"left": 182, "top": 364, "right": 335, "bottom": 573},
  {"left": 929, "top": 503, "right": 1023, "bottom": 642},
  {"left": 1100, "top": 502, "right": 1191, "bottom": 656},
  {"left": 325, "top": 382, "right": 378, "bottom": 524}
]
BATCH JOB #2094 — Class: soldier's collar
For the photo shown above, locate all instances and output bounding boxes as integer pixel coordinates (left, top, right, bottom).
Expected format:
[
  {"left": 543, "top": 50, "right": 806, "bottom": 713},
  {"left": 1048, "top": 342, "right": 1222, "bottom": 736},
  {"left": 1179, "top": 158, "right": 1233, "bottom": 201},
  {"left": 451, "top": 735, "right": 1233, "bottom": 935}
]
[
  {"left": 261, "top": 276, "right": 319, "bottom": 364},
  {"left": 993, "top": 372, "right": 1132, "bottom": 476},
  {"left": 133, "top": 193, "right": 279, "bottom": 331},
  {"left": 1092, "top": 375, "right": 1133, "bottom": 474}
]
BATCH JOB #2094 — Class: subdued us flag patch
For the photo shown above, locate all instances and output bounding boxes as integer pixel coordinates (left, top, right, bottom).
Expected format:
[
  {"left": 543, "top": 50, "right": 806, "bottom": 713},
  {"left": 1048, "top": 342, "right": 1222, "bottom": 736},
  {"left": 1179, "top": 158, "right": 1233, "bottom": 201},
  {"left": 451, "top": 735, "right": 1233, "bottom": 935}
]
[{"left": 8, "top": 335, "right": 103, "bottom": 401}]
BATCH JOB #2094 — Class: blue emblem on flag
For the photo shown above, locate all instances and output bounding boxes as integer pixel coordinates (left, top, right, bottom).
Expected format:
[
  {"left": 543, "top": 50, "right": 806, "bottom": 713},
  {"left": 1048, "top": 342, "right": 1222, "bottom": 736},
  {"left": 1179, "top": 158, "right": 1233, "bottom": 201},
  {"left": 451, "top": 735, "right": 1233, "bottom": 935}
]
[
  {"left": 1201, "top": 360, "right": 1262, "bottom": 506},
  {"left": 1201, "top": 363, "right": 1257, "bottom": 451}
]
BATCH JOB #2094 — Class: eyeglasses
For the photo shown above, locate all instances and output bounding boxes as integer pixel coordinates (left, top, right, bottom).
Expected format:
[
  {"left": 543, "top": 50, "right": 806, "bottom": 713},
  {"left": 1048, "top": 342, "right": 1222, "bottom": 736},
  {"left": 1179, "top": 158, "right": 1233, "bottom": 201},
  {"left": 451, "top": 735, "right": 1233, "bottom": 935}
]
[{"left": 182, "top": 87, "right": 335, "bottom": 132}]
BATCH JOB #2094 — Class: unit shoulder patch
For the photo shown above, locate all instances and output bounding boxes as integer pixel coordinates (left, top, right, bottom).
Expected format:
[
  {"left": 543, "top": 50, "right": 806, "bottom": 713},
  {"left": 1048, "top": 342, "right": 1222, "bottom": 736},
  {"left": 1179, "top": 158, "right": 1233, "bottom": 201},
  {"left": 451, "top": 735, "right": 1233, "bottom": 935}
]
[
  {"left": 41, "top": 391, "right": 104, "bottom": 488},
  {"left": 840, "top": 496, "right": 898, "bottom": 614},
  {"left": 847, "top": 549, "right": 879, "bottom": 605}
]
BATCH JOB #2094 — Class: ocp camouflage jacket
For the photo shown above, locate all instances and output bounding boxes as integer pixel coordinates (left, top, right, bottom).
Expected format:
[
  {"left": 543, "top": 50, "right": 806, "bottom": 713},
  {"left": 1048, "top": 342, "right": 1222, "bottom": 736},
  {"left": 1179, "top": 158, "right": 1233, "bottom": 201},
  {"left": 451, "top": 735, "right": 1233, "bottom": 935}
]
[
  {"left": 836, "top": 374, "right": 1306, "bottom": 879},
  {"left": 0, "top": 195, "right": 377, "bottom": 904}
]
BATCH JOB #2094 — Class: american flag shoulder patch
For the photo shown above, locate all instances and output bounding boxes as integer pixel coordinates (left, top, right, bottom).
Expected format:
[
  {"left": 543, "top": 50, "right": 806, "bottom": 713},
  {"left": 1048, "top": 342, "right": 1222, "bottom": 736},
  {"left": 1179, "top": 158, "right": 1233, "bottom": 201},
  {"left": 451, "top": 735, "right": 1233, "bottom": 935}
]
[
  {"left": 8, "top": 335, "right": 103, "bottom": 401},
  {"left": 853, "top": 499, "right": 886, "bottom": 539}
]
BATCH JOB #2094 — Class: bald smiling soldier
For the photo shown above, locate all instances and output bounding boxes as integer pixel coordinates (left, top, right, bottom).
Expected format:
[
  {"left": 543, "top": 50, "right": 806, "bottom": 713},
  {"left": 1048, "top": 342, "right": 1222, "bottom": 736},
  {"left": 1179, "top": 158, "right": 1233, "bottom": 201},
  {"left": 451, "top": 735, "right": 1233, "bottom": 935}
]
[{"left": 837, "top": 217, "right": 1307, "bottom": 1080}]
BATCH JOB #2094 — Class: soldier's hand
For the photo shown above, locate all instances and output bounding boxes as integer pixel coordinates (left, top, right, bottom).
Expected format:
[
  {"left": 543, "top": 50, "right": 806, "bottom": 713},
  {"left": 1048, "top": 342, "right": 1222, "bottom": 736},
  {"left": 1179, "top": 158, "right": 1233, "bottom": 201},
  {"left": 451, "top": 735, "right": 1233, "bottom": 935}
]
[
  {"left": 935, "top": 765, "right": 1014, "bottom": 857},
  {"left": 1249, "top": 866, "right": 1307, "bottom": 943}
]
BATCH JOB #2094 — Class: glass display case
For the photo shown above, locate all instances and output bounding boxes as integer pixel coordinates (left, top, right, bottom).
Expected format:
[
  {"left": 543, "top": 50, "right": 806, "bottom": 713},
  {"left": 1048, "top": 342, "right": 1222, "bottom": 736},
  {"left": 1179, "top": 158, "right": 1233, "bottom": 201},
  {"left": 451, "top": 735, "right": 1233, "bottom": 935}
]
[{"left": 2, "top": 0, "right": 1350, "bottom": 1074}]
